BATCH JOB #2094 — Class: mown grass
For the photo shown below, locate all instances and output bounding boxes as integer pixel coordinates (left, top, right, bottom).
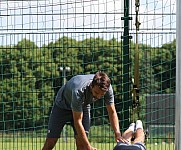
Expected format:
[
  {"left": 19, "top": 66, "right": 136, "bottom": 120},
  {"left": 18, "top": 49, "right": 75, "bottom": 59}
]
[
  {"left": 0, "top": 137, "right": 175, "bottom": 150},
  {"left": 0, "top": 125, "right": 175, "bottom": 150}
]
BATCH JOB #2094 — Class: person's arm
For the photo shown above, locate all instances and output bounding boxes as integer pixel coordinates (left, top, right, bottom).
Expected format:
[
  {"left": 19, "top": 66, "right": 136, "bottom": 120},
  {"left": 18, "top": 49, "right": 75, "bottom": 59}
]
[
  {"left": 106, "top": 104, "right": 128, "bottom": 143},
  {"left": 72, "top": 110, "right": 96, "bottom": 150},
  {"left": 106, "top": 104, "right": 121, "bottom": 141}
]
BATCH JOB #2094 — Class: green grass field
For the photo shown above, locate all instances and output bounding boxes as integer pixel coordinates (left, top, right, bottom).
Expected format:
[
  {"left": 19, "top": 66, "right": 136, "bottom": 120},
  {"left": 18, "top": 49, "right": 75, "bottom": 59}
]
[
  {"left": 0, "top": 137, "right": 175, "bottom": 150},
  {"left": 0, "top": 125, "right": 173, "bottom": 149}
]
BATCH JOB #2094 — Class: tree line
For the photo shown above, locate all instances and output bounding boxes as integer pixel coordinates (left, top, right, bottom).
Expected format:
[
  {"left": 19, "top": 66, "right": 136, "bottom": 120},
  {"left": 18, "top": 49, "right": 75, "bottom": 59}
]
[{"left": 0, "top": 37, "right": 176, "bottom": 131}]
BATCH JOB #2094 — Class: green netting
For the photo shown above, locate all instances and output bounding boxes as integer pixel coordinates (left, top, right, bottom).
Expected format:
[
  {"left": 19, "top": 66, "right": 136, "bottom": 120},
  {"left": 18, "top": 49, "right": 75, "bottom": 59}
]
[{"left": 0, "top": 0, "right": 176, "bottom": 150}]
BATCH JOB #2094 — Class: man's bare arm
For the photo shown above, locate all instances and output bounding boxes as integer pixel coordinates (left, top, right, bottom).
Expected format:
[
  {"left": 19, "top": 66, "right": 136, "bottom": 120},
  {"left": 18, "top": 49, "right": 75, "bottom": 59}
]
[
  {"left": 72, "top": 111, "right": 96, "bottom": 150},
  {"left": 106, "top": 104, "right": 128, "bottom": 143},
  {"left": 106, "top": 104, "right": 121, "bottom": 138}
]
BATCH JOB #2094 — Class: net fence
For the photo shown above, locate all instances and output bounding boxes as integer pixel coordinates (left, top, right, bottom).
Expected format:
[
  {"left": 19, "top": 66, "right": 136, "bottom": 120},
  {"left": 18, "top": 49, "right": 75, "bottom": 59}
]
[{"left": 0, "top": 0, "right": 176, "bottom": 150}]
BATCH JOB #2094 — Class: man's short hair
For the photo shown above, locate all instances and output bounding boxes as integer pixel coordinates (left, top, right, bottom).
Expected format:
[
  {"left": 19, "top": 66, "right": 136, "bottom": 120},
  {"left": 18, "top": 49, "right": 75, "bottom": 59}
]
[{"left": 92, "top": 72, "right": 111, "bottom": 92}]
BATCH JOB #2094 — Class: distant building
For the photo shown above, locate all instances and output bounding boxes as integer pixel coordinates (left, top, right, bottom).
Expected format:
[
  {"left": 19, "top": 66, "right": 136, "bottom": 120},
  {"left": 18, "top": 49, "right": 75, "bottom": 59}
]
[{"left": 145, "top": 94, "right": 175, "bottom": 139}]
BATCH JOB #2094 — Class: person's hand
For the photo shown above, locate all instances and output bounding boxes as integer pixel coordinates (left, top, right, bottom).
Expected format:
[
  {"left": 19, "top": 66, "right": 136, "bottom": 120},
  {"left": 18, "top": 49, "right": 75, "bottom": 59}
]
[
  {"left": 115, "top": 132, "right": 129, "bottom": 144},
  {"left": 90, "top": 146, "right": 97, "bottom": 150},
  {"left": 87, "top": 145, "right": 97, "bottom": 150},
  {"left": 117, "top": 136, "right": 130, "bottom": 144}
]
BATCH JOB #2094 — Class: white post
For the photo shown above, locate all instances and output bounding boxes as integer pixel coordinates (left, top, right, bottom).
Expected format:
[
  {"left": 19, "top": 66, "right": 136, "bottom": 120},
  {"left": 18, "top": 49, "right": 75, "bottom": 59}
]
[
  {"left": 175, "top": 0, "right": 181, "bottom": 149},
  {"left": 59, "top": 66, "right": 71, "bottom": 142}
]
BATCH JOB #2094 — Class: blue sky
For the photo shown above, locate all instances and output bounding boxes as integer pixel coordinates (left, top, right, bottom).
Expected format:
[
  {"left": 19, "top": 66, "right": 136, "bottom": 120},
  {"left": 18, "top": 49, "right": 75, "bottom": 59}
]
[{"left": 0, "top": 0, "right": 176, "bottom": 47}]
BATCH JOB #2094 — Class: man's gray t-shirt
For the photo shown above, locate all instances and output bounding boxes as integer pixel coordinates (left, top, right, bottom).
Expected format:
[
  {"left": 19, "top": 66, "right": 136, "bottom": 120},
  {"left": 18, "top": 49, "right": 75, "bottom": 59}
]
[{"left": 55, "top": 74, "right": 114, "bottom": 112}]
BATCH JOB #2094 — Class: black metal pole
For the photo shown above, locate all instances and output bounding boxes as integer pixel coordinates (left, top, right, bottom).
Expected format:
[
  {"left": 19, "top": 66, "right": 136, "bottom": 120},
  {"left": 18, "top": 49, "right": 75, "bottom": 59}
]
[{"left": 122, "top": 0, "right": 131, "bottom": 131}]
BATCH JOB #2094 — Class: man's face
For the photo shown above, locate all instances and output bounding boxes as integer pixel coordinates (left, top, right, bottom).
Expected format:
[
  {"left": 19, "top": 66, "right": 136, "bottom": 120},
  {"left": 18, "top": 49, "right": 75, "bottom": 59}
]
[{"left": 91, "top": 85, "right": 107, "bottom": 100}]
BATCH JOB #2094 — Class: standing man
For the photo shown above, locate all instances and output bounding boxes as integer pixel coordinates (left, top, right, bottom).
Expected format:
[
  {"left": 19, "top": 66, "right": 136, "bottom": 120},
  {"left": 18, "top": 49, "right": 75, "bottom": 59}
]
[{"left": 42, "top": 71, "right": 126, "bottom": 150}]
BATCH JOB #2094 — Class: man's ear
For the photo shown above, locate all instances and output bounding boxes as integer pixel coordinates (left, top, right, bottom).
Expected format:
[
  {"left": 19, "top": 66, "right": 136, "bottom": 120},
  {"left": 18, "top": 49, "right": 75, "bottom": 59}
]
[{"left": 90, "top": 82, "right": 93, "bottom": 89}]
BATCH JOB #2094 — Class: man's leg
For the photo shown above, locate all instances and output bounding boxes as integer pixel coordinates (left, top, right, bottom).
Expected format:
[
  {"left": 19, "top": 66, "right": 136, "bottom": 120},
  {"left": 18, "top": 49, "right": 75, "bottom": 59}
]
[
  {"left": 122, "top": 122, "right": 135, "bottom": 143},
  {"left": 133, "top": 120, "right": 145, "bottom": 144},
  {"left": 113, "top": 122, "right": 135, "bottom": 150},
  {"left": 42, "top": 138, "right": 59, "bottom": 150},
  {"left": 42, "top": 104, "right": 73, "bottom": 150}
]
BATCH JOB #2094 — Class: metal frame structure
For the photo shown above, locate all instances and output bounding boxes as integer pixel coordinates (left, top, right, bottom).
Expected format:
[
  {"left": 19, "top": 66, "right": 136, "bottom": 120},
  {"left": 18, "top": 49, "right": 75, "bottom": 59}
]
[{"left": 175, "top": 0, "right": 181, "bottom": 149}]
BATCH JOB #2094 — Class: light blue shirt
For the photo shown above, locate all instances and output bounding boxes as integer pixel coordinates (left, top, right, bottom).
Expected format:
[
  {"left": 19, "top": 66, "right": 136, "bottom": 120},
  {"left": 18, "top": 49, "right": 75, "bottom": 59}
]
[{"left": 55, "top": 74, "right": 114, "bottom": 112}]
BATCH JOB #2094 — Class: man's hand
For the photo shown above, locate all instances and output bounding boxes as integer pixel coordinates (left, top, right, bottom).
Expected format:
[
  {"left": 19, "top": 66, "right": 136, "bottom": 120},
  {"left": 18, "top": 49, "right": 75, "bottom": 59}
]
[
  {"left": 115, "top": 132, "right": 129, "bottom": 144},
  {"left": 88, "top": 146, "right": 97, "bottom": 150}
]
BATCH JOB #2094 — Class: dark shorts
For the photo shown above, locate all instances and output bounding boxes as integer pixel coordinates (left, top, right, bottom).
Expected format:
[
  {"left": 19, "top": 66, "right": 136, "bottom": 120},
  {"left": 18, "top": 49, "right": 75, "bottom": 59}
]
[
  {"left": 113, "top": 142, "right": 146, "bottom": 150},
  {"left": 46, "top": 103, "right": 90, "bottom": 138}
]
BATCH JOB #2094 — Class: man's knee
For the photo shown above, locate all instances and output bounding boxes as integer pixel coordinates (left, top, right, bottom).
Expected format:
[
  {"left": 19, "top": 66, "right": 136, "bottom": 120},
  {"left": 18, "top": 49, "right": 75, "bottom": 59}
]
[{"left": 42, "top": 138, "right": 58, "bottom": 150}]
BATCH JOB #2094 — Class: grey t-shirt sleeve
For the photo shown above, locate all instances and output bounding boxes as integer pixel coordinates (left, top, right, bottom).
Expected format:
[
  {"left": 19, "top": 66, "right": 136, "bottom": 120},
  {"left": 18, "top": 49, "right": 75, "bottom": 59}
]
[
  {"left": 71, "top": 90, "right": 83, "bottom": 112},
  {"left": 104, "top": 84, "right": 114, "bottom": 105}
]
